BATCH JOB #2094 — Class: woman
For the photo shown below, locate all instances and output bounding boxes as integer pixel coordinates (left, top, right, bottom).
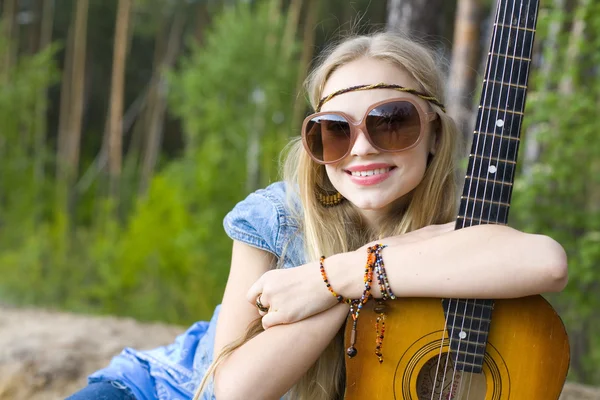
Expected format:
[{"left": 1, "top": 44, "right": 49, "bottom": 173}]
[{"left": 67, "top": 32, "right": 567, "bottom": 400}]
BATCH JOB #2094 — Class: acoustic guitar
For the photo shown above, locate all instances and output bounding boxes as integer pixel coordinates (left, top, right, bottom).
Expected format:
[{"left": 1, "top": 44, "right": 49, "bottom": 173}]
[{"left": 343, "top": 0, "right": 570, "bottom": 398}]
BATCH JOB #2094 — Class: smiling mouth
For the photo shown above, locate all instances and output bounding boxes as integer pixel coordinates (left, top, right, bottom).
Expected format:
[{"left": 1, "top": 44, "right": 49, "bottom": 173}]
[{"left": 345, "top": 167, "right": 396, "bottom": 177}]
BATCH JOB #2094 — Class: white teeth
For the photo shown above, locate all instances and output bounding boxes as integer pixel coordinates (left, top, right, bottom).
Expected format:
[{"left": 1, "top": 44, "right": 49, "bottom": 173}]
[{"left": 350, "top": 168, "right": 392, "bottom": 177}]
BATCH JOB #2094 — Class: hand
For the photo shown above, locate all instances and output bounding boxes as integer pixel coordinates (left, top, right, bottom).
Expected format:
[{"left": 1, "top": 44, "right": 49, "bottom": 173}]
[{"left": 246, "top": 262, "right": 342, "bottom": 330}]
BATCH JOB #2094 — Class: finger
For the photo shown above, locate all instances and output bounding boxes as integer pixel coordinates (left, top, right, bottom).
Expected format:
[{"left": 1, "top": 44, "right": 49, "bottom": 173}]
[
  {"left": 261, "top": 310, "right": 281, "bottom": 330},
  {"left": 254, "top": 293, "right": 270, "bottom": 316},
  {"left": 246, "top": 276, "right": 264, "bottom": 304}
]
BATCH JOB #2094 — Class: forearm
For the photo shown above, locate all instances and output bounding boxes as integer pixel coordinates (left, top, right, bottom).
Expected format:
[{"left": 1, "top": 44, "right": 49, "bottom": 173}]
[
  {"left": 330, "top": 224, "right": 568, "bottom": 299},
  {"left": 214, "top": 303, "right": 349, "bottom": 400}
]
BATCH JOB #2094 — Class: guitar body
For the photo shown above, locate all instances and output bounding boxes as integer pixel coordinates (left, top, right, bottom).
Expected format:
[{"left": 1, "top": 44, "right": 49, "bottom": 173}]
[{"left": 344, "top": 296, "right": 570, "bottom": 399}]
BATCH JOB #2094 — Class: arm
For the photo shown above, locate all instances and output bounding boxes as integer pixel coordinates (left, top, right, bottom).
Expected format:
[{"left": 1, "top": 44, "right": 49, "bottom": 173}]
[
  {"left": 249, "top": 224, "right": 568, "bottom": 329},
  {"left": 213, "top": 240, "right": 348, "bottom": 400},
  {"left": 330, "top": 224, "right": 568, "bottom": 300}
]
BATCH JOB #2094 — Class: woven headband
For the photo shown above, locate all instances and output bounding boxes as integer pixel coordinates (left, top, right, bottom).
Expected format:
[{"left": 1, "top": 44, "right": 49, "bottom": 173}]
[{"left": 316, "top": 83, "right": 446, "bottom": 113}]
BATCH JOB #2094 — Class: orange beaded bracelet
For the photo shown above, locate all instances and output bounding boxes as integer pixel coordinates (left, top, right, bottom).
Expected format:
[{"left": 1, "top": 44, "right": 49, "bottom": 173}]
[{"left": 319, "top": 255, "right": 352, "bottom": 304}]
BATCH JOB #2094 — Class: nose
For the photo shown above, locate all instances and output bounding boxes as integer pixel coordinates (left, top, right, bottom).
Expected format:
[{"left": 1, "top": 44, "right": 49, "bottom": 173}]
[{"left": 350, "top": 128, "right": 379, "bottom": 157}]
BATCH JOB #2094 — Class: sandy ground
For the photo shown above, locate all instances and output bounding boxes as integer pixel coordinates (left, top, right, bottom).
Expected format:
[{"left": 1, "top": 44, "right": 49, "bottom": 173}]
[
  {"left": 0, "top": 305, "right": 598, "bottom": 400},
  {"left": 0, "top": 305, "right": 185, "bottom": 400}
]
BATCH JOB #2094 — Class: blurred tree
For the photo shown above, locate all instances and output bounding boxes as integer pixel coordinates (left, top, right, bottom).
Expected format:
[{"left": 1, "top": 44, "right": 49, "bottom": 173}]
[
  {"left": 106, "top": 0, "right": 133, "bottom": 209},
  {"left": 447, "top": 0, "right": 484, "bottom": 144},
  {"left": 139, "top": 2, "right": 187, "bottom": 195},
  {"left": 386, "top": 0, "right": 452, "bottom": 40},
  {"left": 0, "top": 0, "right": 17, "bottom": 81},
  {"left": 513, "top": 0, "right": 600, "bottom": 384},
  {"left": 56, "top": 0, "right": 89, "bottom": 219}
]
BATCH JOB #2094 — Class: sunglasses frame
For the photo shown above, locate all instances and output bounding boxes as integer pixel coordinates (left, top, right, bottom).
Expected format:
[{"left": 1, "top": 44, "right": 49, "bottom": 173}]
[{"left": 301, "top": 97, "right": 438, "bottom": 165}]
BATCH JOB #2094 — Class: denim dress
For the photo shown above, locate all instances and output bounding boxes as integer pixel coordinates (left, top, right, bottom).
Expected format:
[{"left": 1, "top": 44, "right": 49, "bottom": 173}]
[{"left": 88, "top": 182, "right": 305, "bottom": 400}]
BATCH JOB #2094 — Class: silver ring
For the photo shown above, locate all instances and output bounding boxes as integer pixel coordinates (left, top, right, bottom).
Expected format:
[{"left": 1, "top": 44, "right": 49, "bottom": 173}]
[{"left": 256, "top": 295, "right": 268, "bottom": 313}]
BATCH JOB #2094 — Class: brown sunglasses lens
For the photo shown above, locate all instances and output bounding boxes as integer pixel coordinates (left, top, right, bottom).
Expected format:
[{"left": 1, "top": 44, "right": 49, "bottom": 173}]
[
  {"left": 305, "top": 114, "right": 352, "bottom": 163},
  {"left": 304, "top": 101, "right": 423, "bottom": 163},
  {"left": 366, "top": 101, "right": 422, "bottom": 151}
]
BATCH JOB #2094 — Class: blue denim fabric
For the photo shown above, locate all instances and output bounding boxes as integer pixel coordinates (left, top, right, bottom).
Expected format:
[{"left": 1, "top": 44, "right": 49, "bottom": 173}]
[
  {"left": 86, "top": 182, "right": 305, "bottom": 400},
  {"left": 66, "top": 381, "right": 138, "bottom": 400}
]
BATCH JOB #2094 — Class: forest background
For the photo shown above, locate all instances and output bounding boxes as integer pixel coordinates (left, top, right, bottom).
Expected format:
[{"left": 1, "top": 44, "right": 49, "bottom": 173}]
[{"left": 0, "top": 0, "right": 598, "bottom": 388}]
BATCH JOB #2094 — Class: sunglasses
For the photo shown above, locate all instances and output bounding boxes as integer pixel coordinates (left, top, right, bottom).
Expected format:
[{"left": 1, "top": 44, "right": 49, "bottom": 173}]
[{"left": 301, "top": 98, "right": 437, "bottom": 165}]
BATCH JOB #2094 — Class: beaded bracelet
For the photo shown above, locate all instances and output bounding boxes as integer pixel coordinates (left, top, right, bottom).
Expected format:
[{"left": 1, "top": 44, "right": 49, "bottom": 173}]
[
  {"left": 346, "top": 244, "right": 382, "bottom": 358},
  {"left": 319, "top": 256, "right": 352, "bottom": 304},
  {"left": 321, "top": 244, "right": 392, "bottom": 363},
  {"left": 373, "top": 244, "right": 395, "bottom": 300}
]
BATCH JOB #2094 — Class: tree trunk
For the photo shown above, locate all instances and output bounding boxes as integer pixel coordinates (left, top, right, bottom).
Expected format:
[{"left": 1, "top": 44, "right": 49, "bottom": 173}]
[
  {"left": 56, "top": 22, "right": 74, "bottom": 185},
  {"left": 446, "top": 0, "right": 483, "bottom": 146},
  {"left": 1, "top": 0, "right": 17, "bottom": 82},
  {"left": 63, "top": 0, "right": 89, "bottom": 214},
  {"left": 522, "top": 0, "right": 569, "bottom": 177},
  {"left": 282, "top": 0, "right": 303, "bottom": 59},
  {"left": 33, "top": 0, "right": 55, "bottom": 218},
  {"left": 386, "top": 0, "right": 446, "bottom": 38},
  {"left": 193, "top": 1, "right": 210, "bottom": 46},
  {"left": 139, "top": 10, "right": 185, "bottom": 195},
  {"left": 291, "top": 0, "right": 318, "bottom": 130},
  {"left": 107, "top": 0, "right": 133, "bottom": 207}
]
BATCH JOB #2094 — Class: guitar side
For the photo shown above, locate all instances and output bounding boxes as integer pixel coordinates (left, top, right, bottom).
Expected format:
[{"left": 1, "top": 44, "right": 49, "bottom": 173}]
[{"left": 344, "top": 295, "right": 570, "bottom": 399}]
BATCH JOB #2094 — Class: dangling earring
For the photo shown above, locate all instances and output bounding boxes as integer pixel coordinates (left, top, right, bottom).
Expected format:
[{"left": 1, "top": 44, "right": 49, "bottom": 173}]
[{"left": 316, "top": 190, "right": 344, "bottom": 207}]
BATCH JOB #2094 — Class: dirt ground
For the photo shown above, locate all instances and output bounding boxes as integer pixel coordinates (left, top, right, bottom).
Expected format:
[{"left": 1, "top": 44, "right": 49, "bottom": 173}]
[
  {"left": 0, "top": 305, "right": 185, "bottom": 400},
  {"left": 0, "top": 305, "right": 598, "bottom": 400}
]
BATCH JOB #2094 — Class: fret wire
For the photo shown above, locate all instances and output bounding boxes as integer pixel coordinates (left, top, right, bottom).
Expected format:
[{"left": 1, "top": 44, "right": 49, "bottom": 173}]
[
  {"left": 454, "top": 360, "right": 486, "bottom": 368},
  {"left": 494, "top": 22, "right": 536, "bottom": 32},
  {"left": 474, "top": 130, "right": 520, "bottom": 142},
  {"left": 447, "top": 314, "right": 492, "bottom": 322},
  {"left": 465, "top": 175, "right": 514, "bottom": 187},
  {"left": 484, "top": 79, "right": 527, "bottom": 89},
  {"left": 469, "top": 154, "right": 517, "bottom": 165},
  {"left": 452, "top": 350, "right": 486, "bottom": 359},
  {"left": 489, "top": 52, "right": 532, "bottom": 62},
  {"left": 456, "top": 215, "right": 499, "bottom": 224},
  {"left": 452, "top": 299, "right": 494, "bottom": 309},
  {"left": 461, "top": 196, "right": 511, "bottom": 208},
  {"left": 479, "top": 105, "right": 524, "bottom": 116},
  {"left": 451, "top": 326, "right": 490, "bottom": 334},
  {"left": 454, "top": 340, "right": 487, "bottom": 348}
]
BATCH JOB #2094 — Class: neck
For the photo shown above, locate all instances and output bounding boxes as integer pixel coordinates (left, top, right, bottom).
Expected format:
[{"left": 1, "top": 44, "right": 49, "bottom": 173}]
[{"left": 357, "top": 193, "right": 412, "bottom": 233}]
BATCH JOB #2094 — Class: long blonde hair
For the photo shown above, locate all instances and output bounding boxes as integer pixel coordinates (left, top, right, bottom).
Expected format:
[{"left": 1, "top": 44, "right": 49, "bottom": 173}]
[{"left": 194, "top": 31, "right": 463, "bottom": 400}]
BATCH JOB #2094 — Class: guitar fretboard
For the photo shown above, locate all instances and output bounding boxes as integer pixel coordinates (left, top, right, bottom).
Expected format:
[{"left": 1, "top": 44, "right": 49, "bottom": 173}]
[{"left": 443, "top": 0, "right": 540, "bottom": 374}]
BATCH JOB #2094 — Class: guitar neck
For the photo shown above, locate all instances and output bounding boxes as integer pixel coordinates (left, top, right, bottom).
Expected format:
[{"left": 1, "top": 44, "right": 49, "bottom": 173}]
[{"left": 444, "top": 0, "right": 540, "bottom": 373}]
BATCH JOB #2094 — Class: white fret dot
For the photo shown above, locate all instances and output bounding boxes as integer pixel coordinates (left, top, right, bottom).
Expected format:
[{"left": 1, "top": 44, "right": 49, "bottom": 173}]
[
  {"left": 496, "top": 119, "right": 504, "bottom": 127},
  {"left": 488, "top": 165, "right": 497, "bottom": 174},
  {"left": 459, "top": 331, "right": 467, "bottom": 339}
]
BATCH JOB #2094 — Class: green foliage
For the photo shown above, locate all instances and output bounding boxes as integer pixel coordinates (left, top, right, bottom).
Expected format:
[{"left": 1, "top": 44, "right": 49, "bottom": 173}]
[
  {"left": 511, "top": 0, "right": 600, "bottom": 385},
  {"left": 0, "top": 33, "right": 60, "bottom": 237},
  {"left": 0, "top": 0, "right": 299, "bottom": 326}
]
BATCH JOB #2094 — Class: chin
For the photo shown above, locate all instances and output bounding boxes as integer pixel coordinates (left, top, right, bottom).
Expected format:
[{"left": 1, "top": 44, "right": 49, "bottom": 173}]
[{"left": 346, "top": 196, "right": 394, "bottom": 211}]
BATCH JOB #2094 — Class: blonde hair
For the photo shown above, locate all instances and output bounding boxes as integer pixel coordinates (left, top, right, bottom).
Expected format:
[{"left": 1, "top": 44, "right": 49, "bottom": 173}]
[{"left": 194, "top": 31, "right": 462, "bottom": 400}]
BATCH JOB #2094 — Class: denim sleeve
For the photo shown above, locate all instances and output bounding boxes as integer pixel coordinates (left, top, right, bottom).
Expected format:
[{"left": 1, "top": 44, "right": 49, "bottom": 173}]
[{"left": 223, "top": 182, "right": 289, "bottom": 258}]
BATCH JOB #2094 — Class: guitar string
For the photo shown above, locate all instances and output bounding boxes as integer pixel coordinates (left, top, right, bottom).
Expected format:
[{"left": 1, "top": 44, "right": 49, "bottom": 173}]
[
  {"left": 467, "top": 1, "right": 535, "bottom": 398},
  {"left": 466, "top": 0, "right": 524, "bottom": 397},
  {"left": 432, "top": 299, "right": 461, "bottom": 400},
  {"left": 467, "top": 0, "right": 520, "bottom": 395},
  {"left": 492, "top": 0, "right": 536, "bottom": 227},
  {"left": 434, "top": 1, "right": 506, "bottom": 394},
  {"left": 468, "top": 4, "right": 536, "bottom": 395},
  {"left": 449, "top": 1, "right": 508, "bottom": 393},
  {"left": 449, "top": 299, "right": 472, "bottom": 398},
  {"left": 450, "top": 0, "right": 517, "bottom": 397}
]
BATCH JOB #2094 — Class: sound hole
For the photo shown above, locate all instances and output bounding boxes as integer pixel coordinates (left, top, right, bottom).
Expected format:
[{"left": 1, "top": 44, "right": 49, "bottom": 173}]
[{"left": 416, "top": 354, "right": 486, "bottom": 399}]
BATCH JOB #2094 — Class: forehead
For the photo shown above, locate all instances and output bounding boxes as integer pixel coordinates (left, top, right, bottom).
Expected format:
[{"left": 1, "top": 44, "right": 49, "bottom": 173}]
[{"left": 320, "top": 57, "right": 428, "bottom": 116}]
